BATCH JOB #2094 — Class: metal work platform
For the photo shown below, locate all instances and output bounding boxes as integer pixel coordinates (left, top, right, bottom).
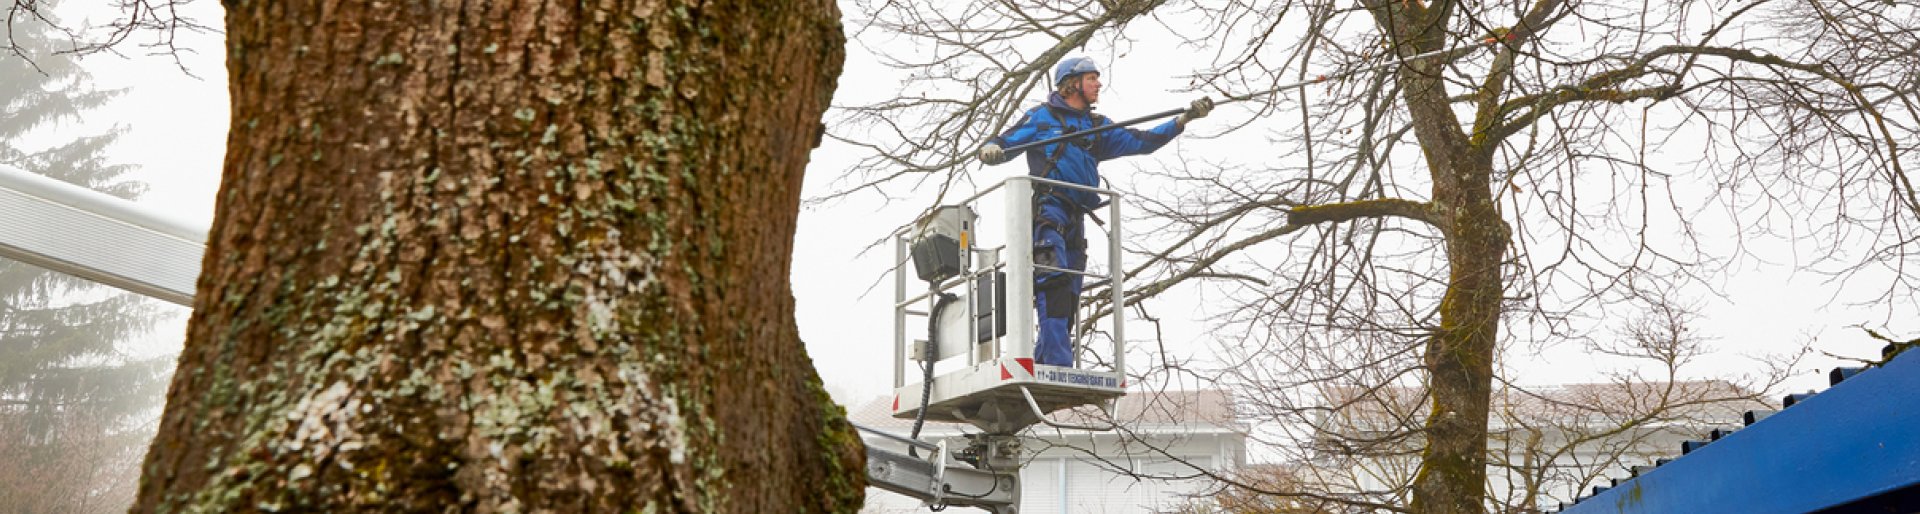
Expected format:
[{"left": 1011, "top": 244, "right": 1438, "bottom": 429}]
[
  {"left": 891, "top": 357, "right": 1124, "bottom": 434},
  {"left": 890, "top": 176, "right": 1130, "bottom": 435},
  {"left": 1553, "top": 347, "right": 1920, "bottom": 514}
]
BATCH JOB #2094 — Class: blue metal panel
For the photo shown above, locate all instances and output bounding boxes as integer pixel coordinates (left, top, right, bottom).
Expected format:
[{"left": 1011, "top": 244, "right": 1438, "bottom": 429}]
[{"left": 1558, "top": 350, "right": 1920, "bottom": 514}]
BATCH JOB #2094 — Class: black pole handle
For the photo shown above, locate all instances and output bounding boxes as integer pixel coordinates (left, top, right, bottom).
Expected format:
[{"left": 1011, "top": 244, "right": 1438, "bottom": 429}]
[
  {"left": 999, "top": 107, "right": 1188, "bottom": 155},
  {"left": 990, "top": 43, "right": 1489, "bottom": 157}
]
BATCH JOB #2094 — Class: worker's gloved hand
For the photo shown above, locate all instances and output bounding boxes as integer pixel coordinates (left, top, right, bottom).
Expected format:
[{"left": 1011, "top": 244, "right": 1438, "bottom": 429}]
[
  {"left": 978, "top": 143, "right": 1008, "bottom": 165},
  {"left": 1178, "top": 97, "right": 1215, "bottom": 127}
]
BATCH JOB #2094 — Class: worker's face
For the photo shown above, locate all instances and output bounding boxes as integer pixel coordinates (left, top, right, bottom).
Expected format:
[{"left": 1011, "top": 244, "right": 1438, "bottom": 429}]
[{"left": 1077, "top": 73, "right": 1102, "bottom": 105}]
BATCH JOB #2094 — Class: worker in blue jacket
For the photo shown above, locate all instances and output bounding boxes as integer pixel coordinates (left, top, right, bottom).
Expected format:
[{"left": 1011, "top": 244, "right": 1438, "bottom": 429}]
[{"left": 977, "top": 56, "right": 1213, "bottom": 367}]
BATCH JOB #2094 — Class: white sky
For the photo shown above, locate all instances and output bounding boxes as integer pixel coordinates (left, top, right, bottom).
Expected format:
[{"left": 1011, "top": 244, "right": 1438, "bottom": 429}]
[{"left": 34, "top": 1, "right": 1915, "bottom": 425}]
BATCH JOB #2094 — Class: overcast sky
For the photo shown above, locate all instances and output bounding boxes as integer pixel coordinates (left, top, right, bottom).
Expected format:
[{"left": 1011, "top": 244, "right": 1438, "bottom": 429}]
[{"left": 33, "top": 0, "right": 1916, "bottom": 417}]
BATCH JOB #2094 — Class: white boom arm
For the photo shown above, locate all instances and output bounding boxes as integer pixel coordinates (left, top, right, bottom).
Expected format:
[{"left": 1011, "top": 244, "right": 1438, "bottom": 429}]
[{"left": 0, "top": 163, "right": 205, "bottom": 306}]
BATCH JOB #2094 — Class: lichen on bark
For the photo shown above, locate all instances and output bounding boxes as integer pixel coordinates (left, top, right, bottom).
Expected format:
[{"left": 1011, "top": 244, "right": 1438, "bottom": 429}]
[{"left": 135, "top": 1, "right": 861, "bottom": 512}]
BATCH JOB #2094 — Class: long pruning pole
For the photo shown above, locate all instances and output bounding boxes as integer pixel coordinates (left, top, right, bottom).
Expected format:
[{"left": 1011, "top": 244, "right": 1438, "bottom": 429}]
[{"left": 999, "top": 43, "right": 1488, "bottom": 155}]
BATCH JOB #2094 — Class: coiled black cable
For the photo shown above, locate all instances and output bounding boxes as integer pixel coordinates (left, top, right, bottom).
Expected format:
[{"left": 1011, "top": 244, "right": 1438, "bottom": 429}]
[{"left": 910, "top": 289, "right": 959, "bottom": 457}]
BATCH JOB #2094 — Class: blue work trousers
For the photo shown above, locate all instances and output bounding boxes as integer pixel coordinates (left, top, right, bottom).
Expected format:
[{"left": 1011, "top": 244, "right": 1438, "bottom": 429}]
[{"left": 1033, "top": 200, "right": 1085, "bottom": 367}]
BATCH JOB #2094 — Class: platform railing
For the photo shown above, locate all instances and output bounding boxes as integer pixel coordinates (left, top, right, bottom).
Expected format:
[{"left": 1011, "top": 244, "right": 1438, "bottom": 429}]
[{"left": 891, "top": 176, "right": 1125, "bottom": 389}]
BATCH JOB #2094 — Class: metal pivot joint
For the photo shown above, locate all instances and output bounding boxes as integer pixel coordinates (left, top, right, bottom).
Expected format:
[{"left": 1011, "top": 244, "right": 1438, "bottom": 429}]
[{"left": 857, "top": 424, "right": 1023, "bottom": 513}]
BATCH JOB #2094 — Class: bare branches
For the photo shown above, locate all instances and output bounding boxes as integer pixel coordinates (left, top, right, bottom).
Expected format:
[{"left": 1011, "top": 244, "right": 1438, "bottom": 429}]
[
  {"left": 825, "top": 0, "right": 1173, "bottom": 202},
  {"left": 5, "top": 0, "right": 212, "bottom": 67}
]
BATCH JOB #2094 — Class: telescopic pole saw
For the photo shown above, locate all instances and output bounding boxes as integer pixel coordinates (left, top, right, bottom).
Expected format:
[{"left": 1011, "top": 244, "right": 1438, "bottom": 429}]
[{"left": 997, "top": 42, "right": 1492, "bottom": 155}]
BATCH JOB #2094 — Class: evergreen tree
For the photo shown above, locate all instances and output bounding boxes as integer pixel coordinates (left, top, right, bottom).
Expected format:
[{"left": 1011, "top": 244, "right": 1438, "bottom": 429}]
[{"left": 0, "top": 1, "right": 175, "bottom": 511}]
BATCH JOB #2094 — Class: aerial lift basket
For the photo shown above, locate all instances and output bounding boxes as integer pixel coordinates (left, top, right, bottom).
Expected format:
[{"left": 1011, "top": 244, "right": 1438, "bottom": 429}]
[{"left": 890, "top": 176, "right": 1128, "bottom": 435}]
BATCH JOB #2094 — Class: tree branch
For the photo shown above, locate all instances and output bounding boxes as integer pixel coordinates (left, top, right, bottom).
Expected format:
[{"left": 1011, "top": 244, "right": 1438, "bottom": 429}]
[
  {"left": 1486, "top": 43, "right": 1913, "bottom": 210},
  {"left": 1288, "top": 198, "right": 1437, "bottom": 229},
  {"left": 1486, "top": 84, "right": 1677, "bottom": 143},
  {"left": 1467, "top": 0, "right": 1568, "bottom": 149},
  {"left": 1098, "top": 198, "right": 1436, "bottom": 315}
]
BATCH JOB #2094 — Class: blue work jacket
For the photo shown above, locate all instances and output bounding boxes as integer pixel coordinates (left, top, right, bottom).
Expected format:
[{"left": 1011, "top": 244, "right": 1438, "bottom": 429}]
[{"left": 989, "top": 92, "right": 1183, "bottom": 210}]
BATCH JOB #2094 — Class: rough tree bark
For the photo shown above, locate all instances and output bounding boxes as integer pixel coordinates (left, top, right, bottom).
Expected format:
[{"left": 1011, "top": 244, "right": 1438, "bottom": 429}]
[
  {"left": 134, "top": 1, "right": 860, "bottom": 512},
  {"left": 1367, "top": 1, "right": 1509, "bottom": 513}
]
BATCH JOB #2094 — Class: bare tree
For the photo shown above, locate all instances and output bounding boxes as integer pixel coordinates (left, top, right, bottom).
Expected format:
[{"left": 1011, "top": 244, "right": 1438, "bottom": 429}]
[
  {"left": 833, "top": 1, "right": 1917, "bottom": 513},
  {"left": 0, "top": 401, "right": 157, "bottom": 512},
  {"left": 1125, "top": 296, "right": 1794, "bottom": 513},
  {"left": 128, "top": 1, "right": 863, "bottom": 511},
  {"left": 1290, "top": 300, "right": 1790, "bottom": 513}
]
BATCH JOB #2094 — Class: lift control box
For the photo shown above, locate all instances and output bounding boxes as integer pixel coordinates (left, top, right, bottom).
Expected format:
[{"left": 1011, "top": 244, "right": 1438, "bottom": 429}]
[{"left": 910, "top": 206, "right": 974, "bottom": 282}]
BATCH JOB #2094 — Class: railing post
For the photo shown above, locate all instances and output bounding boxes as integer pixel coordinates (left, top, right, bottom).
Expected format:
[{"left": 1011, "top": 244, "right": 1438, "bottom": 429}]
[
  {"left": 1004, "top": 178, "right": 1035, "bottom": 360},
  {"left": 1108, "top": 194, "right": 1124, "bottom": 380},
  {"left": 894, "top": 234, "right": 908, "bottom": 388}
]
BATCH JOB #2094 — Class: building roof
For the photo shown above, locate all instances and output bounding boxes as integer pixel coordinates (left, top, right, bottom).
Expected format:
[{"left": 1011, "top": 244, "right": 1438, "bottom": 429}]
[{"left": 1315, "top": 379, "right": 1768, "bottom": 435}]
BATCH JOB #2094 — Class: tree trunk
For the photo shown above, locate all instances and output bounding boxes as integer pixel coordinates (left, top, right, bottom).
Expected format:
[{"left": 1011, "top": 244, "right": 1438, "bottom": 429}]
[
  {"left": 1375, "top": 3, "right": 1508, "bottom": 513},
  {"left": 1414, "top": 166, "right": 1505, "bottom": 514},
  {"left": 134, "top": 1, "right": 859, "bottom": 512}
]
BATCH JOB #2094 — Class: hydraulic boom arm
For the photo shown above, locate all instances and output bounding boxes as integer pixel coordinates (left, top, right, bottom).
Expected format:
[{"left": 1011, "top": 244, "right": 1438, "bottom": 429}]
[{"left": 856, "top": 423, "right": 1023, "bottom": 513}]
